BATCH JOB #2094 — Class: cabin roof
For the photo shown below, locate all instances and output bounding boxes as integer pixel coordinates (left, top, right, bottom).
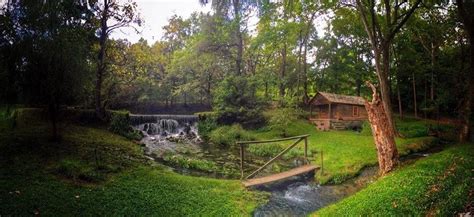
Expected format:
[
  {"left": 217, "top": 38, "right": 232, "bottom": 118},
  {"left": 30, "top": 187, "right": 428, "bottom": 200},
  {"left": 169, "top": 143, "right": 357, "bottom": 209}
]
[{"left": 310, "top": 92, "right": 365, "bottom": 106}]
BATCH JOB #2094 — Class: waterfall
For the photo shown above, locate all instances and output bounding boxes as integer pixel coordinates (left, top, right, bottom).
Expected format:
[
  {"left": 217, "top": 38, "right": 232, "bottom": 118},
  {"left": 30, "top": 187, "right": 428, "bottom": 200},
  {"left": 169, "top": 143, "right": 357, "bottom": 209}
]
[{"left": 131, "top": 114, "right": 199, "bottom": 138}]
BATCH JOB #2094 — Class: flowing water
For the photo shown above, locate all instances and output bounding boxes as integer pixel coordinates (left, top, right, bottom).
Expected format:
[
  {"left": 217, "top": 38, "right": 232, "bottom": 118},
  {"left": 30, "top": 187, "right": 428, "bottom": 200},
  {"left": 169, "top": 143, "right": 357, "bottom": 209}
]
[
  {"left": 131, "top": 115, "right": 444, "bottom": 216},
  {"left": 131, "top": 114, "right": 202, "bottom": 156},
  {"left": 252, "top": 145, "right": 445, "bottom": 217}
]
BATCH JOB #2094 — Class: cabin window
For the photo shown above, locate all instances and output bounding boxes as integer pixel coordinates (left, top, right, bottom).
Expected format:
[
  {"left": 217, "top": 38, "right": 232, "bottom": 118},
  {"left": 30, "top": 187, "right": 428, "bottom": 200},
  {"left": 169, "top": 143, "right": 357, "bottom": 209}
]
[{"left": 352, "top": 106, "right": 359, "bottom": 117}]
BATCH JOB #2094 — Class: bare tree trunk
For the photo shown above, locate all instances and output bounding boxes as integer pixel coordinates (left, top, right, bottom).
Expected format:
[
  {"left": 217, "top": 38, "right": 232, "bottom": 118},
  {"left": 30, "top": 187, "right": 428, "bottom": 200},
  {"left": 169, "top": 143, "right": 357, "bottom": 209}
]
[
  {"left": 233, "top": 0, "right": 243, "bottom": 76},
  {"left": 460, "top": 31, "right": 473, "bottom": 142},
  {"left": 95, "top": 0, "right": 109, "bottom": 119},
  {"left": 456, "top": 0, "right": 473, "bottom": 142},
  {"left": 375, "top": 47, "right": 397, "bottom": 137},
  {"left": 397, "top": 71, "right": 403, "bottom": 119},
  {"left": 430, "top": 43, "right": 435, "bottom": 101},
  {"left": 412, "top": 71, "right": 418, "bottom": 118},
  {"left": 365, "top": 81, "right": 398, "bottom": 175},
  {"left": 279, "top": 44, "right": 287, "bottom": 98}
]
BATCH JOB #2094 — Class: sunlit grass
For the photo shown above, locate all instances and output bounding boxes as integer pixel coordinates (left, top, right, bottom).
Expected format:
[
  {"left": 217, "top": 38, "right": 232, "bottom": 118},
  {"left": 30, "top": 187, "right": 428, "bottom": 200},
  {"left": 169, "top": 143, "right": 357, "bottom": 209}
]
[
  {"left": 313, "top": 144, "right": 474, "bottom": 216},
  {"left": 246, "top": 118, "right": 440, "bottom": 184}
]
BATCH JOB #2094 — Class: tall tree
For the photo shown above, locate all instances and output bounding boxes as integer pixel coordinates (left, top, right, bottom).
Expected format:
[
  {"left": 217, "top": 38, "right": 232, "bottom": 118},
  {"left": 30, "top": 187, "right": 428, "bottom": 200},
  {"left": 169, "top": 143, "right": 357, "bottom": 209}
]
[
  {"left": 92, "top": 0, "right": 140, "bottom": 118},
  {"left": 344, "top": 0, "right": 421, "bottom": 174},
  {"left": 350, "top": 0, "right": 421, "bottom": 138},
  {"left": 456, "top": 0, "right": 474, "bottom": 142}
]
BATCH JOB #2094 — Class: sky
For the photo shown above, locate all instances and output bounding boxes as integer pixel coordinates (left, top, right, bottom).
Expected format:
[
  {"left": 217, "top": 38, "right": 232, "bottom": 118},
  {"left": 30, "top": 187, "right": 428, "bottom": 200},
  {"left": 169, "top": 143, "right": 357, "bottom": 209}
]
[{"left": 110, "top": 0, "right": 211, "bottom": 44}]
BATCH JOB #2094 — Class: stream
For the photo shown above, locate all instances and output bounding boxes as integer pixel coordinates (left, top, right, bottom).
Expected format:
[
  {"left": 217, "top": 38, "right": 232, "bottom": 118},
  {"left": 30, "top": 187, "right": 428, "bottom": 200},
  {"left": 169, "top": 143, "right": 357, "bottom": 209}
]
[{"left": 131, "top": 114, "right": 445, "bottom": 217}]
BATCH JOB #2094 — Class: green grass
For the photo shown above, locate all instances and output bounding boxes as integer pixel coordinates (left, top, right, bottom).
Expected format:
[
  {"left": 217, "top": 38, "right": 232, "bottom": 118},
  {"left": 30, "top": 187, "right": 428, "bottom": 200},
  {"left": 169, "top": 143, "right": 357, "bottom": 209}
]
[
  {"left": 313, "top": 144, "right": 474, "bottom": 216},
  {"left": 0, "top": 109, "right": 265, "bottom": 216},
  {"left": 245, "top": 118, "right": 439, "bottom": 184}
]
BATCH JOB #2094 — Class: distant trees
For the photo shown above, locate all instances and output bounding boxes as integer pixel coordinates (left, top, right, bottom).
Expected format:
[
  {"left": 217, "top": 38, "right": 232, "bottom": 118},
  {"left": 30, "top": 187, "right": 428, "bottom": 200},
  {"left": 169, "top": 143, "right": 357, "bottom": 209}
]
[
  {"left": 0, "top": 0, "right": 471, "bottom": 141},
  {"left": 91, "top": 0, "right": 141, "bottom": 118}
]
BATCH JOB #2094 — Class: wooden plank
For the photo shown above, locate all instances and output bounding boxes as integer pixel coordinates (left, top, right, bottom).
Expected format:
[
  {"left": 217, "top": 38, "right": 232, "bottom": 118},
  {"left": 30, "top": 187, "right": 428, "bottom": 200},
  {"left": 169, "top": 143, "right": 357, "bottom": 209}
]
[
  {"left": 236, "top": 134, "right": 310, "bottom": 145},
  {"left": 242, "top": 165, "right": 319, "bottom": 187}
]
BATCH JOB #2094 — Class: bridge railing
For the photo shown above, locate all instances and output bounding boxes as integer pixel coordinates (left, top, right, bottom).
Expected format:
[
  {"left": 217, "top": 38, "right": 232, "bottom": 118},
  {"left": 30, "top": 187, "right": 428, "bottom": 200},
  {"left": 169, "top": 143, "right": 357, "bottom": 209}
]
[{"left": 236, "top": 134, "right": 310, "bottom": 180}]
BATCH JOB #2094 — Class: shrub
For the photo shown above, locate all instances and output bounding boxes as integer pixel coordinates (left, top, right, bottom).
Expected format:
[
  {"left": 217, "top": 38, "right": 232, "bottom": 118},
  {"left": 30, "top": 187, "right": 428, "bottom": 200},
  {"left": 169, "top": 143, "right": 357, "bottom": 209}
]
[
  {"left": 268, "top": 107, "right": 302, "bottom": 137},
  {"left": 197, "top": 117, "right": 218, "bottom": 141},
  {"left": 209, "top": 124, "right": 254, "bottom": 147},
  {"left": 360, "top": 121, "right": 372, "bottom": 136},
  {"left": 108, "top": 111, "right": 143, "bottom": 140},
  {"left": 162, "top": 152, "right": 218, "bottom": 173}
]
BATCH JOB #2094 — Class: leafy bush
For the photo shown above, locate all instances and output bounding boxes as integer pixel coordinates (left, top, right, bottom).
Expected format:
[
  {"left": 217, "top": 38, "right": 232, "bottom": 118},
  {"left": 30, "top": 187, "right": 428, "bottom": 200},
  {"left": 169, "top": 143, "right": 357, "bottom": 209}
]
[
  {"left": 162, "top": 153, "right": 218, "bottom": 173},
  {"left": 268, "top": 107, "right": 302, "bottom": 137},
  {"left": 108, "top": 111, "right": 143, "bottom": 140},
  {"left": 209, "top": 124, "right": 254, "bottom": 147},
  {"left": 397, "top": 120, "right": 429, "bottom": 138},
  {"left": 197, "top": 114, "right": 218, "bottom": 141},
  {"left": 213, "top": 75, "right": 266, "bottom": 128},
  {"left": 360, "top": 121, "right": 372, "bottom": 136}
]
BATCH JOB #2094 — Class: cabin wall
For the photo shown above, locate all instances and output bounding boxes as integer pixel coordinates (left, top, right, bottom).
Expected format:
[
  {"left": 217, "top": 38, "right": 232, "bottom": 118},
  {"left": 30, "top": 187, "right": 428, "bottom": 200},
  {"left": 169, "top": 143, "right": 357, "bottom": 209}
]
[{"left": 332, "top": 104, "right": 367, "bottom": 120}]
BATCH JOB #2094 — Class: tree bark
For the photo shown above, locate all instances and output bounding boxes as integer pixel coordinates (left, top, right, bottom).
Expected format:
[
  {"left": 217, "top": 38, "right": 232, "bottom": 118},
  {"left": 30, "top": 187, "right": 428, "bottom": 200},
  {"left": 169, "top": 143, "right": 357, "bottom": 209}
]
[
  {"left": 95, "top": 0, "right": 109, "bottom": 119},
  {"left": 364, "top": 81, "right": 398, "bottom": 175},
  {"left": 233, "top": 0, "right": 243, "bottom": 76},
  {"left": 412, "top": 71, "right": 418, "bottom": 118},
  {"left": 456, "top": 0, "right": 474, "bottom": 142},
  {"left": 279, "top": 44, "right": 287, "bottom": 98}
]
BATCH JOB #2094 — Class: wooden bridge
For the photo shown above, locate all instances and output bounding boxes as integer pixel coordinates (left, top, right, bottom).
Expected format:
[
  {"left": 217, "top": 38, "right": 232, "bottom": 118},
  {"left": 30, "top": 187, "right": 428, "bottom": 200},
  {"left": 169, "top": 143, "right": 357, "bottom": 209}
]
[{"left": 237, "top": 135, "right": 319, "bottom": 187}]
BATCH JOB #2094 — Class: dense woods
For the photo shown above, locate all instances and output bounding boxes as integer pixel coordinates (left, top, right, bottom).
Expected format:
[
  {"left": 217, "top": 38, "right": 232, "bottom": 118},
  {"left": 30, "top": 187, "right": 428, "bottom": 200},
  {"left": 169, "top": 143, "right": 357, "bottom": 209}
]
[
  {"left": 1, "top": 1, "right": 474, "bottom": 216},
  {"left": 1, "top": 0, "right": 473, "bottom": 164}
]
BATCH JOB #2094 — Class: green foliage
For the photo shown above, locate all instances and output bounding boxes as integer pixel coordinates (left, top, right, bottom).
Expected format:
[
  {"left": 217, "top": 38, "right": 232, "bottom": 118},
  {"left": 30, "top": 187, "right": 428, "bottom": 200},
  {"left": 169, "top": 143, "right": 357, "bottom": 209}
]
[
  {"left": 108, "top": 111, "right": 143, "bottom": 141},
  {"left": 268, "top": 107, "right": 302, "bottom": 137},
  {"left": 209, "top": 124, "right": 254, "bottom": 147},
  {"left": 245, "top": 117, "right": 439, "bottom": 184},
  {"left": 315, "top": 144, "right": 474, "bottom": 216},
  {"left": 197, "top": 117, "right": 218, "bottom": 141},
  {"left": 213, "top": 75, "right": 266, "bottom": 128},
  {"left": 360, "top": 121, "right": 372, "bottom": 136},
  {"left": 162, "top": 152, "right": 218, "bottom": 173}
]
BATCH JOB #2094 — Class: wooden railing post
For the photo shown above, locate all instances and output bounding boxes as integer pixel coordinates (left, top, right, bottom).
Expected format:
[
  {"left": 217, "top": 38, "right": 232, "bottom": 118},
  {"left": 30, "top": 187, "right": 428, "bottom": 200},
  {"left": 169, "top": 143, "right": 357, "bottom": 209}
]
[
  {"left": 304, "top": 136, "right": 308, "bottom": 163},
  {"left": 237, "top": 134, "right": 311, "bottom": 180},
  {"left": 240, "top": 143, "right": 244, "bottom": 179}
]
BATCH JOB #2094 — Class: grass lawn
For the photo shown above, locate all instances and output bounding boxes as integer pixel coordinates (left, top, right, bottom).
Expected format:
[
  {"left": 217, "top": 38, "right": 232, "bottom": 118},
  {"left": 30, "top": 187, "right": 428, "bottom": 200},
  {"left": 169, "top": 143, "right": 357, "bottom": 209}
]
[
  {"left": 313, "top": 144, "right": 474, "bottom": 216},
  {"left": 0, "top": 109, "right": 265, "bottom": 216},
  {"left": 246, "top": 118, "right": 440, "bottom": 184}
]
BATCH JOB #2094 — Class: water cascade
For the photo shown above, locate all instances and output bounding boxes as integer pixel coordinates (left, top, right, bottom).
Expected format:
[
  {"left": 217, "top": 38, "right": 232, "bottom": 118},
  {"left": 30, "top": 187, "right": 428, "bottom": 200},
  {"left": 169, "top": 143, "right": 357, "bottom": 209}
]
[{"left": 131, "top": 114, "right": 201, "bottom": 155}]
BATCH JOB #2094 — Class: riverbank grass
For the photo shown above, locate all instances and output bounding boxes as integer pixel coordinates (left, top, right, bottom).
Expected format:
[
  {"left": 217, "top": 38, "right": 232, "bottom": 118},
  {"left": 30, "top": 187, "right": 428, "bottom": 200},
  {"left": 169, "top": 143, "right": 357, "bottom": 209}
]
[
  {"left": 244, "top": 118, "right": 440, "bottom": 184},
  {"left": 0, "top": 109, "right": 265, "bottom": 216},
  {"left": 313, "top": 144, "right": 474, "bottom": 216}
]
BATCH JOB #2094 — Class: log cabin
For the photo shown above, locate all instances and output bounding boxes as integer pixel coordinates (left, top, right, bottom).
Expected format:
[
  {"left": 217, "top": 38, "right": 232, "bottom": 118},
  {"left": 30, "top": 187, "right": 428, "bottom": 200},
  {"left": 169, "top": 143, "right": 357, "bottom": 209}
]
[{"left": 308, "top": 92, "right": 368, "bottom": 131}]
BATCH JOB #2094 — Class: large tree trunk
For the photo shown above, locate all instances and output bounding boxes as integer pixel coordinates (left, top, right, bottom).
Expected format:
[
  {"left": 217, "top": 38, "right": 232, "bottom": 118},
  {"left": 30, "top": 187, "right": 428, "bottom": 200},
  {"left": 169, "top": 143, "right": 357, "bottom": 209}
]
[
  {"left": 412, "top": 71, "right": 418, "bottom": 118},
  {"left": 460, "top": 30, "right": 473, "bottom": 142},
  {"left": 95, "top": 0, "right": 109, "bottom": 119},
  {"left": 233, "top": 0, "right": 243, "bottom": 76},
  {"left": 374, "top": 47, "right": 397, "bottom": 138},
  {"left": 279, "top": 44, "right": 287, "bottom": 98},
  {"left": 365, "top": 81, "right": 399, "bottom": 175},
  {"left": 397, "top": 71, "right": 403, "bottom": 119}
]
